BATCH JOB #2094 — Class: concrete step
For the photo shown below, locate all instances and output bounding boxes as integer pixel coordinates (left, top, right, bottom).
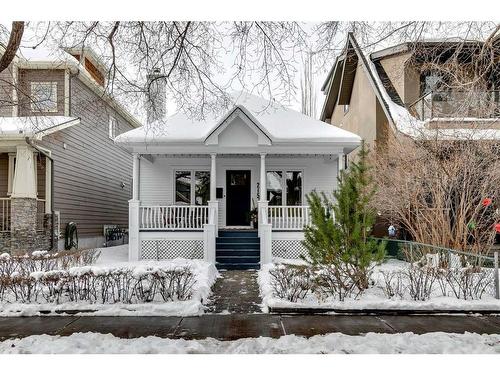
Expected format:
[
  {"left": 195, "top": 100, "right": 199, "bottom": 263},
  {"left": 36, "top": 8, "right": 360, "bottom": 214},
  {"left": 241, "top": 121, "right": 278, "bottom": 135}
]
[
  {"left": 216, "top": 249, "right": 260, "bottom": 257},
  {"left": 216, "top": 236, "right": 260, "bottom": 244},
  {"left": 215, "top": 263, "right": 260, "bottom": 270},
  {"left": 218, "top": 231, "right": 258, "bottom": 238},
  {"left": 216, "top": 256, "right": 260, "bottom": 264},
  {"left": 216, "top": 242, "right": 260, "bottom": 250}
]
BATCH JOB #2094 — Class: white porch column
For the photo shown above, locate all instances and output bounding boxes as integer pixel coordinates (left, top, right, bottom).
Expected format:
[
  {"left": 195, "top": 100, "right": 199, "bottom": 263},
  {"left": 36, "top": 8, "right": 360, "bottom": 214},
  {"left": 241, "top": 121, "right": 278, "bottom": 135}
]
[
  {"left": 11, "top": 144, "right": 37, "bottom": 199},
  {"left": 258, "top": 153, "right": 272, "bottom": 263},
  {"left": 132, "top": 153, "right": 140, "bottom": 201},
  {"left": 203, "top": 223, "right": 216, "bottom": 264},
  {"left": 260, "top": 222, "right": 272, "bottom": 264},
  {"left": 258, "top": 153, "right": 268, "bottom": 235},
  {"left": 208, "top": 153, "right": 219, "bottom": 235},
  {"left": 338, "top": 152, "right": 345, "bottom": 177},
  {"left": 129, "top": 153, "right": 140, "bottom": 261},
  {"left": 210, "top": 153, "right": 216, "bottom": 201},
  {"left": 259, "top": 153, "right": 266, "bottom": 201}
]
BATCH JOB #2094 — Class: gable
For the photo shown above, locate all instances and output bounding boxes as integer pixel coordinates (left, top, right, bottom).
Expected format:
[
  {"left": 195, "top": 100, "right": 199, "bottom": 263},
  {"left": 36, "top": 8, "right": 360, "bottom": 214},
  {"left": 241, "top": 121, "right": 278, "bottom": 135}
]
[
  {"left": 217, "top": 117, "right": 259, "bottom": 147},
  {"left": 204, "top": 107, "right": 272, "bottom": 146}
]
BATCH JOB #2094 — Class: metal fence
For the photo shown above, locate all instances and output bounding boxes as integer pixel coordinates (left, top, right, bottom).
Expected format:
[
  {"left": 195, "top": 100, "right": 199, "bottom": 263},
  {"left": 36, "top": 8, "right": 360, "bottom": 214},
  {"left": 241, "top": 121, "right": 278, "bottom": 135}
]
[{"left": 371, "top": 237, "right": 500, "bottom": 299}]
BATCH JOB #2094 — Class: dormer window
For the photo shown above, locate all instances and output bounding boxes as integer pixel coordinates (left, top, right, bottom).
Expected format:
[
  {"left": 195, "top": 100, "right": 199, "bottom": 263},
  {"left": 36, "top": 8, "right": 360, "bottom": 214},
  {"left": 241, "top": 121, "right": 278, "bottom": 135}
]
[{"left": 31, "top": 82, "right": 58, "bottom": 113}]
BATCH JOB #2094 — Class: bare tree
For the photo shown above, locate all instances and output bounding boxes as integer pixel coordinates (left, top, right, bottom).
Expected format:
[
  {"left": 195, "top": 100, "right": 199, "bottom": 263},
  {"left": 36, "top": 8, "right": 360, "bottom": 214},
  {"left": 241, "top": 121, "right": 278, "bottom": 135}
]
[
  {"left": 373, "top": 133, "right": 500, "bottom": 253},
  {"left": 44, "top": 21, "right": 307, "bottom": 120},
  {"left": 0, "top": 22, "right": 24, "bottom": 74},
  {"left": 1, "top": 21, "right": 498, "bottom": 123},
  {"left": 300, "top": 51, "right": 317, "bottom": 118}
]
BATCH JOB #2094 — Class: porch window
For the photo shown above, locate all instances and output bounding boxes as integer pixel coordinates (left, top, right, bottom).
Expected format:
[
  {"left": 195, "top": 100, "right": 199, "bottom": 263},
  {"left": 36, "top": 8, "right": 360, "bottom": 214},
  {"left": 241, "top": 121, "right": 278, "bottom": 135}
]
[
  {"left": 195, "top": 171, "right": 210, "bottom": 205},
  {"left": 286, "top": 171, "right": 302, "bottom": 206},
  {"left": 267, "top": 170, "right": 303, "bottom": 206},
  {"left": 266, "top": 171, "right": 283, "bottom": 205},
  {"left": 175, "top": 171, "right": 191, "bottom": 205},
  {"left": 175, "top": 170, "right": 210, "bottom": 205}
]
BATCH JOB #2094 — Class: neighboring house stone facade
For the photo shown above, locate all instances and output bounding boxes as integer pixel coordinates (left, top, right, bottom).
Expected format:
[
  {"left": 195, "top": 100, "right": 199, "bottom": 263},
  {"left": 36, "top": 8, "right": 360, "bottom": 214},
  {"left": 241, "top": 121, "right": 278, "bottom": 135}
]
[{"left": 0, "top": 45, "right": 142, "bottom": 254}]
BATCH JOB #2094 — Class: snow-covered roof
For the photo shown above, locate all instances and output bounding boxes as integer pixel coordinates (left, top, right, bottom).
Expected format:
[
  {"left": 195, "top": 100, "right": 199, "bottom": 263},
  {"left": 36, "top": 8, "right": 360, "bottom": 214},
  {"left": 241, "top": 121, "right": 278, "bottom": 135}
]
[
  {"left": 17, "top": 46, "right": 76, "bottom": 64},
  {"left": 116, "top": 91, "right": 362, "bottom": 146},
  {"left": 0, "top": 116, "right": 80, "bottom": 138}
]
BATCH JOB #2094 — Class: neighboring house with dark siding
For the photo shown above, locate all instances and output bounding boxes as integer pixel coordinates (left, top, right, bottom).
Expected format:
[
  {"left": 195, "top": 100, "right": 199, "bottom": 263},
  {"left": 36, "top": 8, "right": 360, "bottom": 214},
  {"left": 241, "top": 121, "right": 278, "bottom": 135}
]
[{"left": 0, "top": 44, "right": 142, "bottom": 254}]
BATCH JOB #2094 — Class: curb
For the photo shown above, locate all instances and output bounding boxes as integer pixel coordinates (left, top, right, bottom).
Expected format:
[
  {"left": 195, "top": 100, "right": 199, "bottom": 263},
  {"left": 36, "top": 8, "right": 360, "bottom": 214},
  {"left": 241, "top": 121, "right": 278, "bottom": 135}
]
[{"left": 269, "top": 307, "right": 500, "bottom": 315}]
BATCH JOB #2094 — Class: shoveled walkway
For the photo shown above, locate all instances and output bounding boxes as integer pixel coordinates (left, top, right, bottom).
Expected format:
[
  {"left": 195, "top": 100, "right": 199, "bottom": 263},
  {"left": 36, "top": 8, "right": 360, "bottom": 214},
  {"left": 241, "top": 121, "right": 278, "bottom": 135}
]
[
  {"left": 1, "top": 315, "right": 500, "bottom": 342},
  {"left": 206, "top": 270, "right": 262, "bottom": 314}
]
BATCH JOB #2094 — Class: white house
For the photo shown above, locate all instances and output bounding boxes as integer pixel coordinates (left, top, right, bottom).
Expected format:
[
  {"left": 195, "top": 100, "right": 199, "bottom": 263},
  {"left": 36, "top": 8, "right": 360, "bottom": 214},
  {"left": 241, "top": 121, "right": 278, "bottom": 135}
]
[{"left": 115, "top": 92, "right": 361, "bottom": 269}]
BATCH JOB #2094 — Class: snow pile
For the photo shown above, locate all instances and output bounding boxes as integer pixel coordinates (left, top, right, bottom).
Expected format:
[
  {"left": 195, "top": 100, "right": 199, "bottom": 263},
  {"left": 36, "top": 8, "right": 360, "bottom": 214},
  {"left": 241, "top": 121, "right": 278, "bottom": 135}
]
[
  {"left": 1, "top": 331, "right": 499, "bottom": 354},
  {"left": 259, "top": 259, "right": 500, "bottom": 312}
]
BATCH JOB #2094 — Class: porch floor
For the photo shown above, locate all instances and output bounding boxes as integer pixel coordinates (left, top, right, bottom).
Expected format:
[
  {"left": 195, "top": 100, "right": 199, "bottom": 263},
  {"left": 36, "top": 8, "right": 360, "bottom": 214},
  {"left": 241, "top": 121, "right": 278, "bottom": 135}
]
[{"left": 206, "top": 271, "right": 262, "bottom": 314}]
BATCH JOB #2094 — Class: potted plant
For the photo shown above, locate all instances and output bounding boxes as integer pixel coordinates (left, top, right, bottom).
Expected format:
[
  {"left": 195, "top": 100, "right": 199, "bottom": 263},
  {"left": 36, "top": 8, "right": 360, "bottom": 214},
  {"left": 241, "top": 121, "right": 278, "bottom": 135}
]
[{"left": 247, "top": 199, "right": 259, "bottom": 229}]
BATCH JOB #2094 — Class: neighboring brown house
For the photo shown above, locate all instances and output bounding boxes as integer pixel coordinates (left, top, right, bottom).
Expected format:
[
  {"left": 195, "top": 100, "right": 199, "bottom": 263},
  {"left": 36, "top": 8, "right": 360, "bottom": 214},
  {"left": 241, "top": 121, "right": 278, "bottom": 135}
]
[
  {"left": 0, "top": 45, "right": 142, "bottom": 254},
  {"left": 320, "top": 32, "right": 500, "bottom": 159}
]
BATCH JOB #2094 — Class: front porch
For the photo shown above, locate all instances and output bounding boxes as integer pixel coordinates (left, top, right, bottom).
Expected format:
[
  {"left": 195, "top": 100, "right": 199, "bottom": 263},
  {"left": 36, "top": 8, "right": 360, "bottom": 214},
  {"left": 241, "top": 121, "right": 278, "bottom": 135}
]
[{"left": 128, "top": 152, "right": 344, "bottom": 267}]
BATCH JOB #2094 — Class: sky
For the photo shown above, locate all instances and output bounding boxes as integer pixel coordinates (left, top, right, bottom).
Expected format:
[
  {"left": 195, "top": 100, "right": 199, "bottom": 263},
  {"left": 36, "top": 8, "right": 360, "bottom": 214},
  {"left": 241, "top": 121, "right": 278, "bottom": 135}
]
[{"left": 2, "top": 21, "right": 498, "bottom": 124}]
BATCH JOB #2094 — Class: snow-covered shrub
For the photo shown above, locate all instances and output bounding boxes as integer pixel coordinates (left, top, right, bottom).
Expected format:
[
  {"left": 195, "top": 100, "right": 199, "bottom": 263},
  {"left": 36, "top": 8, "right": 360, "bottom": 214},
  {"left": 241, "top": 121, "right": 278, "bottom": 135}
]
[
  {"left": 155, "top": 267, "right": 196, "bottom": 301},
  {"left": 37, "top": 270, "right": 68, "bottom": 304},
  {"left": 0, "top": 265, "right": 197, "bottom": 304},
  {"left": 0, "top": 249, "right": 101, "bottom": 279},
  {"left": 442, "top": 267, "right": 494, "bottom": 300},
  {"left": 6, "top": 273, "right": 41, "bottom": 303},
  {"left": 404, "top": 265, "right": 437, "bottom": 301},
  {"left": 313, "top": 264, "right": 359, "bottom": 301},
  {"left": 379, "top": 270, "right": 406, "bottom": 300},
  {"left": 269, "top": 265, "right": 312, "bottom": 302}
]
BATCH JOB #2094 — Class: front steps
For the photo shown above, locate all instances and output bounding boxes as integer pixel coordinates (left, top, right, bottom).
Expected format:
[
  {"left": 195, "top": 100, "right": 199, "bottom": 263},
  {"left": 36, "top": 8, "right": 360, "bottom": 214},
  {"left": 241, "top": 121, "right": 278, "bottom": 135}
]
[{"left": 216, "top": 230, "right": 260, "bottom": 270}]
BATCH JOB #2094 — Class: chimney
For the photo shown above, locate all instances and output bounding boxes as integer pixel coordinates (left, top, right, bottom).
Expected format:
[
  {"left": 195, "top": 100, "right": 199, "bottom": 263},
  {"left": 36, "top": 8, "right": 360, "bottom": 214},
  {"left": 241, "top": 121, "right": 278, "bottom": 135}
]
[{"left": 145, "top": 68, "right": 167, "bottom": 124}]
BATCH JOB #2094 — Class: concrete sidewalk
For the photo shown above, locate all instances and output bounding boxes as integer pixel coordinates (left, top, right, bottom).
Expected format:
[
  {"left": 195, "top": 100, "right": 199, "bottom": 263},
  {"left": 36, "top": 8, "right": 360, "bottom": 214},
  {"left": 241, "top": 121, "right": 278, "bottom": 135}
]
[{"left": 1, "top": 314, "right": 500, "bottom": 341}]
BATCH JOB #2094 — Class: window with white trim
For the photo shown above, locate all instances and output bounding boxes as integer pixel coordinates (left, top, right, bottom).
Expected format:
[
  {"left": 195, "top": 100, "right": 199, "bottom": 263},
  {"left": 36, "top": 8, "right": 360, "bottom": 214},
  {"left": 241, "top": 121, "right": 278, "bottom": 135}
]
[
  {"left": 31, "top": 82, "right": 58, "bottom": 112},
  {"left": 266, "top": 170, "right": 303, "bottom": 206},
  {"left": 108, "top": 116, "right": 118, "bottom": 139},
  {"left": 7, "top": 154, "right": 16, "bottom": 195},
  {"left": 175, "top": 170, "right": 210, "bottom": 206}
]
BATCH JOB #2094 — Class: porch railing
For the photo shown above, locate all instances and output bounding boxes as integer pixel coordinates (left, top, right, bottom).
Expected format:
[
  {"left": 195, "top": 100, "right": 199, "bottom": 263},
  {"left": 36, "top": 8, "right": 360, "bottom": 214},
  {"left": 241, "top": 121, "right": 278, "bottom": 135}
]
[
  {"left": 268, "top": 205, "right": 311, "bottom": 230},
  {"left": 0, "top": 198, "right": 10, "bottom": 232},
  {"left": 139, "top": 205, "right": 209, "bottom": 230},
  {"left": 408, "top": 90, "right": 500, "bottom": 121}
]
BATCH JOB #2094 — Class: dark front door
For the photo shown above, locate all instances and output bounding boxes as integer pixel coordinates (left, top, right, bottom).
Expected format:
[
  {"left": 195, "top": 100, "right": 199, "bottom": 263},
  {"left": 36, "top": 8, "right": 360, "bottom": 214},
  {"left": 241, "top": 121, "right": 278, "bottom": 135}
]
[{"left": 226, "top": 170, "right": 251, "bottom": 226}]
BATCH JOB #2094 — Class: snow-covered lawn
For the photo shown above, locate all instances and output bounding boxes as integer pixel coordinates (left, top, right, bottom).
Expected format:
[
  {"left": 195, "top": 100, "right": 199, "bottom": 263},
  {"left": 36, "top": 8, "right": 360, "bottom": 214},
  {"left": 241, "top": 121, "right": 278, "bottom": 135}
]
[
  {"left": 1, "top": 331, "right": 499, "bottom": 353},
  {"left": 0, "top": 245, "right": 218, "bottom": 317},
  {"left": 259, "top": 259, "right": 500, "bottom": 312}
]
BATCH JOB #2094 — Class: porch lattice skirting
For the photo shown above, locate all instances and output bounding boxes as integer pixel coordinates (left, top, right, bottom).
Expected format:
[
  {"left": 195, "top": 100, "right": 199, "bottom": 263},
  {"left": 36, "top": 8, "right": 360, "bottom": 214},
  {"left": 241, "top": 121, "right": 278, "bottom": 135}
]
[
  {"left": 271, "top": 239, "right": 308, "bottom": 259},
  {"left": 141, "top": 239, "right": 204, "bottom": 260}
]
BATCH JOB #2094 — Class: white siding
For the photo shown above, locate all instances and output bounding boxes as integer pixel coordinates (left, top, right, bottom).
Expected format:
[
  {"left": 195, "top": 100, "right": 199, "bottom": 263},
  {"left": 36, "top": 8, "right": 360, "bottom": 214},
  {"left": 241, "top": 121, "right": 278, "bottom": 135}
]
[{"left": 138, "top": 155, "right": 339, "bottom": 227}]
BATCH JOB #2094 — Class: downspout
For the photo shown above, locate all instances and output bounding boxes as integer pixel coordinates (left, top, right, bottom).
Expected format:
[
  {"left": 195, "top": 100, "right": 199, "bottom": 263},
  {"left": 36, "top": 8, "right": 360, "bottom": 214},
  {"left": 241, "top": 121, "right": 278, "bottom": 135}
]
[{"left": 25, "top": 136, "right": 55, "bottom": 251}]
